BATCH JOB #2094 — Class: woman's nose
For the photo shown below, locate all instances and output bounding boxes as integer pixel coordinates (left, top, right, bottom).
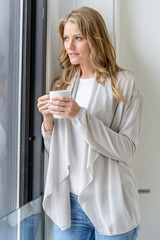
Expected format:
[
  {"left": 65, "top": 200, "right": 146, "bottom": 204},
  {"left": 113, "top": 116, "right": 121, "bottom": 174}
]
[{"left": 68, "top": 39, "right": 76, "bottom": 49}]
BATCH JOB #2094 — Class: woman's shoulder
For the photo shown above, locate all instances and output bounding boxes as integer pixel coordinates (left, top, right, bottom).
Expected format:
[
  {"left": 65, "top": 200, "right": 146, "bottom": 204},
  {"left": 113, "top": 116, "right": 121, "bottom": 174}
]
[
  {"left": 116, "top": 70, "right": 142, "bottom": 98},
  {"left": 117, "top": 70, "right": 135, "bottom": 84}
]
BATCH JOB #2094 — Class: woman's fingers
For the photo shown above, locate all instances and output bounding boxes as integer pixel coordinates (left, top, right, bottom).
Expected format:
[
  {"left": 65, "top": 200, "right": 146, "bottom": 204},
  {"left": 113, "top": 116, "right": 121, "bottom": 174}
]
[
  {"left": 37, "top": 94, "right": 53, "bottom": 120},
  {"left": 39, "top": 104, "right": 50, "bottom": 112},
  {"left": 48, "top": 105, "right": 65, "bottom": 113},
  {"left": 37, "top": 95, "right": 50, "bottom": 108},
  {"left": 50, "top": 96, "right": 69, "bottom": 102},
  {"left": 37, "top": 100, "right": 49, "bottom": 109},
  {"left": 38, "top": 94, "right": 50, "bottom": 101},
  {"left": 48, "top": 97, "right": 80, "bottom": 120}
]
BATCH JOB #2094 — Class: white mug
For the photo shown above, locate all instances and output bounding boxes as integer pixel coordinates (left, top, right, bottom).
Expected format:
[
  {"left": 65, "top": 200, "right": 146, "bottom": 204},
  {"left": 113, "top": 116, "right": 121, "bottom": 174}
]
[{"left": 49, "top": 90, "right": 71, "bottom": 119}]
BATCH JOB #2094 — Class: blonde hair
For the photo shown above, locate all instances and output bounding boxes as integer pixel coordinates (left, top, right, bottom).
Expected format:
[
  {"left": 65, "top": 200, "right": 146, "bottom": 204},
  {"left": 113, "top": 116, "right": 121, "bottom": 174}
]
[{"left": 55, "top": 7, "right": 125, "bottom": 102}]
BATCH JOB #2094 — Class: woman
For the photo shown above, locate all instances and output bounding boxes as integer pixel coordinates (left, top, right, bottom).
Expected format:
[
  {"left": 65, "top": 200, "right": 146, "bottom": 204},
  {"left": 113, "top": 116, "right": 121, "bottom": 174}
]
[{"left": 37, "top": 7, "right": 143, "bottom": 240}]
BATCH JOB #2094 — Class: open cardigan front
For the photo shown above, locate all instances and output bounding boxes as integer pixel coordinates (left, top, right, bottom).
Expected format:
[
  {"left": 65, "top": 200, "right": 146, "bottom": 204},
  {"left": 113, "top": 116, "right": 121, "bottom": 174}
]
[{"left": 42, "top": 71, "right": 143, "bottom": 236}]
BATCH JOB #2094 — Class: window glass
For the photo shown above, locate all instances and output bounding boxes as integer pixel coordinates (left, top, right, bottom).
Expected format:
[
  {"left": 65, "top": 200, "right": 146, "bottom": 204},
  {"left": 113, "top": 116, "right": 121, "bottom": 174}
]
[
  {"left": 0, "top": 196, "right": 43, "bottom": 240},
  {"left": 0, "top": 0, "right": 21, "bottom": 218}
]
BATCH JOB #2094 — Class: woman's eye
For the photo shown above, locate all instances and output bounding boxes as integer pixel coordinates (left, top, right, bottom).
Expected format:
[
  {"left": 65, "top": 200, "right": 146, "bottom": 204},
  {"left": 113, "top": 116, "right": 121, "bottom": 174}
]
[
  {"left": 63, "top": 37, "right": 69, "bottom": 42},
  {"left": 75, "top": 36, "right": 83, "bottom": 41}
]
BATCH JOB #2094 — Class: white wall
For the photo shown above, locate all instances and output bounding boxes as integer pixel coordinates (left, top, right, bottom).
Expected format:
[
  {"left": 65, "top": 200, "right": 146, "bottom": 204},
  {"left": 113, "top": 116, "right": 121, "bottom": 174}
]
[
  {"left": 118, "top": 1, "right": 160, "bottom": 239},
  {"left": 76, "top": 0, "right": 114, "bottom": 39}
]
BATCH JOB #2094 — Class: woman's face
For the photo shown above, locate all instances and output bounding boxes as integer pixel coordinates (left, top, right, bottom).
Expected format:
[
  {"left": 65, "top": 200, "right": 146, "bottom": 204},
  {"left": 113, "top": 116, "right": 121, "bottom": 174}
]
[{"left": 63, "top": 21, "right": 91, "bottom": 67}]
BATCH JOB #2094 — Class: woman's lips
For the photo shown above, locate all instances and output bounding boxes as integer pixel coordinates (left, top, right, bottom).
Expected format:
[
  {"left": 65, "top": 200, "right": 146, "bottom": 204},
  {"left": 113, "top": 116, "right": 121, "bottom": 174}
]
[{"left": 69, "top": 53, "right": 80, "bottom": 58}]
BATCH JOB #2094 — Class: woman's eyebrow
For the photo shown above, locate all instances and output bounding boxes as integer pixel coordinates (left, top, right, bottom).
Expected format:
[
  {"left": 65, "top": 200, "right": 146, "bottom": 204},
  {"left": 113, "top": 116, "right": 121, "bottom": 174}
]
[{"left": 63, "top": 34, "right": 83, "bottom": 37}]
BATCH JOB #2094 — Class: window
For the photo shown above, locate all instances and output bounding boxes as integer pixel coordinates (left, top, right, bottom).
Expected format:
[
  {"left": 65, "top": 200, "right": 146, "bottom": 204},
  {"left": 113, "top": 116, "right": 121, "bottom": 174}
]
[
  {"left": 0, "top": 0, "right": 21, "bottom": 218},
  {"left": 0, "top": 0, "right": 47, "bottom": 217},
  {"left": 0, "top": 0, "right": 47, "bottom": 238}
]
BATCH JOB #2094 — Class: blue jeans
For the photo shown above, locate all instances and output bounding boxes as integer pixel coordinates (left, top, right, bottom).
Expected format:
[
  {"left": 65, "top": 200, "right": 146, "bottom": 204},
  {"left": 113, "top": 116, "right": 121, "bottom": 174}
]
[
  {"left": 0, "top": 214, "right": 41, "bottom": 240},
  {"left": 54, "top": 193, "right": 139, "bottom": 240},
  {"left": 20, "top": 214, "right": 41, "bottom": 240}
]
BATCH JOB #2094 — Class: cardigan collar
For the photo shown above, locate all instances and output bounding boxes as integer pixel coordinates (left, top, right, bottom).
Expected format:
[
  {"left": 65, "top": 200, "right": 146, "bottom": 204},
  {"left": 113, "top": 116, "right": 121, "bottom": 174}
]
[{"left": 68, "top": 70, "right": 99, "bottom": 114}]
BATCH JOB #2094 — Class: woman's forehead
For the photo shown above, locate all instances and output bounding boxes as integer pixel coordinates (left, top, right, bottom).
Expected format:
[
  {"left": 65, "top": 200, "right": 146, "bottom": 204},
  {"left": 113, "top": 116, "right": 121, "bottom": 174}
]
[{"left": 63, "top": 21, "right": 81, "bottom": 35}]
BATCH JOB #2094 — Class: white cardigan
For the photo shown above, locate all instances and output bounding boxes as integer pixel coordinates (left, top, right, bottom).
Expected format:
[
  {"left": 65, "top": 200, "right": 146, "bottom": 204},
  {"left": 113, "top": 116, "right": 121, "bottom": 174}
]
[{"left": 42, "top": 71, "right": 143, "bottom": 236}]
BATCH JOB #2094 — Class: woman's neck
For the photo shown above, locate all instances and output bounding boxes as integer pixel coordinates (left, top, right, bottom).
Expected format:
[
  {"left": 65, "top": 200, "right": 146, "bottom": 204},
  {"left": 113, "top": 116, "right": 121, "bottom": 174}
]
[{"left": 80, "top": 64, "right": 95, "bottom": 79}]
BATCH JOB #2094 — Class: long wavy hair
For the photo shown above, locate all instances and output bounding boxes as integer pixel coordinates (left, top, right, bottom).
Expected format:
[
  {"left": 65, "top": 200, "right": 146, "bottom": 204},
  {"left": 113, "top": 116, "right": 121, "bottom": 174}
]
[{"left": 55, "top": 7, "right": 125, "bottom": 102}]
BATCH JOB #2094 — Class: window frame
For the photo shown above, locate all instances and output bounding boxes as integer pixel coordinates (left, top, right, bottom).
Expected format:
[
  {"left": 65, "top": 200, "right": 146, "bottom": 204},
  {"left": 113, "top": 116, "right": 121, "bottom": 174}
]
[{"left": 20, "top": 0, "right": 47, "bottom": 206}]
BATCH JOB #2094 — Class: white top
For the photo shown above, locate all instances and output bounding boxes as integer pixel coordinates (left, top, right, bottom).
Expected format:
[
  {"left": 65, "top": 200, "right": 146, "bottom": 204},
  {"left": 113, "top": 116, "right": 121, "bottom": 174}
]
[
  {"left": 42, "top": 71, "right": 143, "bottom": 236},
  {"left": 69, "top": 77, "right": 94, "bottom": 194},
  {"left": 75, "top": 77, "right": 94, "bottom": 108}
]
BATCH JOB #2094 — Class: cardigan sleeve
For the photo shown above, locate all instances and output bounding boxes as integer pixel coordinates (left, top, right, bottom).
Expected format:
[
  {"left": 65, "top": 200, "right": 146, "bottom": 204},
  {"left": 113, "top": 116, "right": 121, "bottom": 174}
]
[
  {"left": 71, "top": 93, "right": 143, "bottom": 164},
  {"left": 41, "top": 123, "right": 52, "bottom": 154}
]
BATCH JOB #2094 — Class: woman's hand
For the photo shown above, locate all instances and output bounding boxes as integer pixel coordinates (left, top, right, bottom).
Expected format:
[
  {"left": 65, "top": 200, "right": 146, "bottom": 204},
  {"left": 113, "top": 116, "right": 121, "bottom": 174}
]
[
  {"left": 37, "top": 94, "right": 52, "bottom": 120},
  {"left": 48, "top": 96, "right": 81, "bottom": 120},
  {"left": 37, "top": 94, "right": 54, "bottom": 131}
]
